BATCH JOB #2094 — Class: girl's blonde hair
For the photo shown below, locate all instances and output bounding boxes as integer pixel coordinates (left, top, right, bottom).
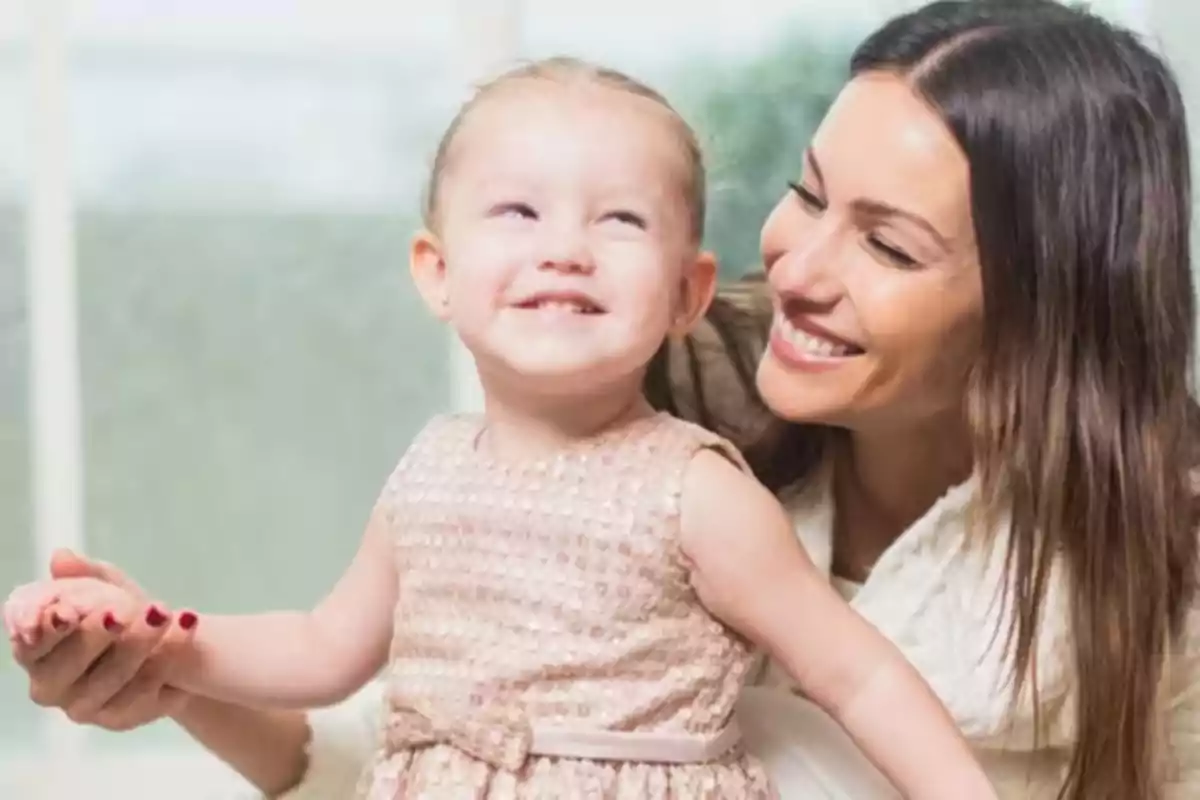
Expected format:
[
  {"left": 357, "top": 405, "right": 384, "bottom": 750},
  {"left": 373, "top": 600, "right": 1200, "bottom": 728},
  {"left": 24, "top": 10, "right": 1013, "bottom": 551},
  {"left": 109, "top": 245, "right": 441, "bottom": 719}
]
[{"left": 421, "top": 56, "right": 707, "bottom": 243}]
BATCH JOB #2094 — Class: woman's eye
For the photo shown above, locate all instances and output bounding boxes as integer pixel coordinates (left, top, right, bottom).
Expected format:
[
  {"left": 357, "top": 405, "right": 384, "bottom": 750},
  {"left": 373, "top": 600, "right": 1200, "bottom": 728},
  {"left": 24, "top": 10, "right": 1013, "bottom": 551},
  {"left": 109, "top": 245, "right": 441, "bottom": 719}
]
[
  {"left": 867, "top": 235, "right": 919, "bottom": 268},
  {"left": 788, "top": 181, "right": 826, "bottom": 213}
]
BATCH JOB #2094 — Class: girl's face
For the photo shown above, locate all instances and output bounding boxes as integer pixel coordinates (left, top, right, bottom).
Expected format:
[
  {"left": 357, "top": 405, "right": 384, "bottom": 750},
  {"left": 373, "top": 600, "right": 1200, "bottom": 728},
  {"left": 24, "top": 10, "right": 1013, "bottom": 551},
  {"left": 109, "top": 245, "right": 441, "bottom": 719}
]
[
  {"left": 411, "top": 83, "right": 714, "bottom": 401},
  {"left": 756, "top": 73, "right": 984, "bottom": 433}
]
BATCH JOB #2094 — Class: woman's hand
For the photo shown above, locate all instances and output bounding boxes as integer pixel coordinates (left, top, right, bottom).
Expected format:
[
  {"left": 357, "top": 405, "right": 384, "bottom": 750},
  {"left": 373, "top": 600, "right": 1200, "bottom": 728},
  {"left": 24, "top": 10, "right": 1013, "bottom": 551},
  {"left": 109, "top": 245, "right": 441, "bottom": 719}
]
[
  {"left": 12, "top": 551, "right": 321, "bottom": 795},
  {"left": 10, "top": 549, "right": 196, "bottom": 731}
]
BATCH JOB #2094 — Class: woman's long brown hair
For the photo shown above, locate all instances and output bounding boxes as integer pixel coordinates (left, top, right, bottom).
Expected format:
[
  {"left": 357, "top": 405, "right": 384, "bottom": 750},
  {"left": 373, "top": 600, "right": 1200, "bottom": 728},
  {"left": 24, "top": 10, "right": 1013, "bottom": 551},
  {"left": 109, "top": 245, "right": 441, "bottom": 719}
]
[
  {"left": 653, "top": 3, "right": 1200, "bottom": 798},
  {"left": 854, "top": 4, "right": 1200, "bottom": 797}
]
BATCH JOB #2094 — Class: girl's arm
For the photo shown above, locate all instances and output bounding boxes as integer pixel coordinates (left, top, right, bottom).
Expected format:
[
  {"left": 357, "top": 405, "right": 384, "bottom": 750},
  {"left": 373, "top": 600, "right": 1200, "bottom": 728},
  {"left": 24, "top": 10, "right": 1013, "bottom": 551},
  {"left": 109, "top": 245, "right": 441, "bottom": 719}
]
[
  {"left": 680, "top": 450, "right": 995, "bottom": 800},
  {"left": 174, "top": 502, "right": 398, "bottom": 709}
]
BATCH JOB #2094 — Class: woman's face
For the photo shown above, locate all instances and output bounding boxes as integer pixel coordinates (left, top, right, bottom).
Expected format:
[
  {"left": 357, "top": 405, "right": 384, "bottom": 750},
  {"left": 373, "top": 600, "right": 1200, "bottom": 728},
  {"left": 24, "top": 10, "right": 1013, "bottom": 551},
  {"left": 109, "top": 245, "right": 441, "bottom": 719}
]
[{"left": 756, "top": 72, "right": 983, "bottom": 433}]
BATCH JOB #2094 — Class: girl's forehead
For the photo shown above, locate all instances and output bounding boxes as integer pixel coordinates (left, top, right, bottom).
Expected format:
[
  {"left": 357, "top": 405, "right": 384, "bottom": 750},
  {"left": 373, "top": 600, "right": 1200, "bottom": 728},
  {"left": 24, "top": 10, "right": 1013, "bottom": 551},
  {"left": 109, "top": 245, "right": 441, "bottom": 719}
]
[
  {"left": 461, "top": 80, "right": 678, "bottom": 147},
  {"left": 446, "top": 86, "right": 694, "bottom": 191}
]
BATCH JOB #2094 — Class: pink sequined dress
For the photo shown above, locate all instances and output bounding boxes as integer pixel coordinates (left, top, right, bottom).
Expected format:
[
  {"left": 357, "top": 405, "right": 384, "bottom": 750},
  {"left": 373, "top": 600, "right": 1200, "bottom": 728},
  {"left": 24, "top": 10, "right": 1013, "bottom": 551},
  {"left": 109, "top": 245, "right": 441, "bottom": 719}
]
[{"left": 357, "top": 411, "right": 775, "bottom": 799}]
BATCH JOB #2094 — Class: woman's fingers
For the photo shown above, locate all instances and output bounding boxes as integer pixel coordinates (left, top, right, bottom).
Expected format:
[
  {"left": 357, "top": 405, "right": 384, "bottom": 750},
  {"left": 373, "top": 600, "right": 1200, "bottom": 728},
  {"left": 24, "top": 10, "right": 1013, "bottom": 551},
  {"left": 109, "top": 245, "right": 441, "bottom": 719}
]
[
  {"left": 58, "top": 605, "right": 176, "bottom": 722},
  {"left": 21, "top": 601, "right": 140, "bottom": 709},
  {"left": 92, "top": 681, "right": 191, "bottom": 732},
  {"left": 85, "top": 619, "right": 197, "bottom": 731},
  {"left": 8, "top": 553, "right": 185, "bottom": 732}
]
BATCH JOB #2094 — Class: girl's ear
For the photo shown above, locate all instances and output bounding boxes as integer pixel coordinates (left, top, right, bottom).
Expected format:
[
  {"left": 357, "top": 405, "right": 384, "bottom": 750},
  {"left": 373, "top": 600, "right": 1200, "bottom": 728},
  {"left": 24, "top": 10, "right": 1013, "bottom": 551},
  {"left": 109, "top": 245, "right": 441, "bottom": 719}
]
[
  {"left": 410, "top": 229, "right": 451, "bottom": 321},
  {"left": 669, "top": 250, "right": 718, "bottom": 338}
]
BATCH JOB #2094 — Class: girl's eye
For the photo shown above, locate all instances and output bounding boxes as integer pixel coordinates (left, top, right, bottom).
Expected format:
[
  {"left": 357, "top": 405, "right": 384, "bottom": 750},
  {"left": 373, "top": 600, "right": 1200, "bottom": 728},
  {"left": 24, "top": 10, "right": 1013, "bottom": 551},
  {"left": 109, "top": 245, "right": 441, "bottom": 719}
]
[
  {"left": 601, "top": 210, "right": 647, "bottom": 229},
  {"left": 492, "top": 202, "right": 537, "bottom": 219}
]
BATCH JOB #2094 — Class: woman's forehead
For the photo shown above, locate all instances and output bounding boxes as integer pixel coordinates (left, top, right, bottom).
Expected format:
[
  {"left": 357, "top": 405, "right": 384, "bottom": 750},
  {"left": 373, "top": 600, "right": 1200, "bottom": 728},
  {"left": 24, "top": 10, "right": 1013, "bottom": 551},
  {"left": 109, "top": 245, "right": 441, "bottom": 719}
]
[{"left": 811, "top": 73, "right": 973, "bottom": 243}]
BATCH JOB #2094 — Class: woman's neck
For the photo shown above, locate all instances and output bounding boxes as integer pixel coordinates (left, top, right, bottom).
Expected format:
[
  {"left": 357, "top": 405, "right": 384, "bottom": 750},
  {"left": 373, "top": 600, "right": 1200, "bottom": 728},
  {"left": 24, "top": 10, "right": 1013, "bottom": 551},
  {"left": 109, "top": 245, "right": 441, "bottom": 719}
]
[
  {"left": 831, "top": 416, "right": 973, "bottom": 581},
  {"left": 477, "top": 373, "right": 651, "bottom": 461}
]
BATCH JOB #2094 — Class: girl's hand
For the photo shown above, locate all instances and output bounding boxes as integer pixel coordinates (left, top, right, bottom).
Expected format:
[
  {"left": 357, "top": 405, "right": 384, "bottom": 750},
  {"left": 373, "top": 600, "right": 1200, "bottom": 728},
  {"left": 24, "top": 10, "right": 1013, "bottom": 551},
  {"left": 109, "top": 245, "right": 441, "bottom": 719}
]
[
  {"left": 10, "top": 549, "right": 198, "bottom": 730},
  {"left": 5, "top": 575, "right": 133, "bottom": 646}
]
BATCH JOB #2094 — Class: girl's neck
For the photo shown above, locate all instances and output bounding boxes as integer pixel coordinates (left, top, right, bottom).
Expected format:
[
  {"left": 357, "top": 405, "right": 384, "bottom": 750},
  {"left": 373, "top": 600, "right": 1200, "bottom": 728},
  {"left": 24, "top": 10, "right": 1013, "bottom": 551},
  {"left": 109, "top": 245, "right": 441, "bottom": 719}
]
[{"left": 477, "top": 374, "right": 653, "bottom": 461}]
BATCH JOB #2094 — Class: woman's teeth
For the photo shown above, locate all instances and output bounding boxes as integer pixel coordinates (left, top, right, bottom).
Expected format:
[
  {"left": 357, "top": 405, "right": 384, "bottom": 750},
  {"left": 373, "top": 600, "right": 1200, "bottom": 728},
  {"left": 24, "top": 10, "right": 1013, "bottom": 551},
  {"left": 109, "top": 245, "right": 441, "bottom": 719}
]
[{"left": 778, "top": 317, "right": 856, "bottom": 358}]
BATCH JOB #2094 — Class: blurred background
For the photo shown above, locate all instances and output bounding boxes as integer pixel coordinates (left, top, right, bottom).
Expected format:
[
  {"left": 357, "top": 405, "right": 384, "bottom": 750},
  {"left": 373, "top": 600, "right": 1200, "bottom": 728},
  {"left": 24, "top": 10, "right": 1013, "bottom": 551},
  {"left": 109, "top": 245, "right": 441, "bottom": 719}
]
[{"left": 0, "top": 0, "right": 1183, "bottom": 796}]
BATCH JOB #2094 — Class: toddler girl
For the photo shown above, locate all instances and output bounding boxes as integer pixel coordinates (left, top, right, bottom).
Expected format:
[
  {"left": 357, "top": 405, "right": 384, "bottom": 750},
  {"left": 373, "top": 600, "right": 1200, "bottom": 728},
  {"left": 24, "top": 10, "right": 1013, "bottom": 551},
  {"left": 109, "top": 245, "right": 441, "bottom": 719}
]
[{"left": 7, "top": 57, "right": 993, "bottom": 800}]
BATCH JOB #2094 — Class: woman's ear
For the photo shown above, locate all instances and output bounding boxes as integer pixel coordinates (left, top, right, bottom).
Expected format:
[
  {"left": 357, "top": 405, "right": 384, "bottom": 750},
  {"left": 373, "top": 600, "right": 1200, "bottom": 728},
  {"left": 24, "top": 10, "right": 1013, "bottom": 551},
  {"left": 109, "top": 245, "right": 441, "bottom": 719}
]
[
  {"left": 410, "top": 229, "right": 451, "bottom": 321},
  {"left": 669, "top": 250, "right": 718, "bottom": 338}
]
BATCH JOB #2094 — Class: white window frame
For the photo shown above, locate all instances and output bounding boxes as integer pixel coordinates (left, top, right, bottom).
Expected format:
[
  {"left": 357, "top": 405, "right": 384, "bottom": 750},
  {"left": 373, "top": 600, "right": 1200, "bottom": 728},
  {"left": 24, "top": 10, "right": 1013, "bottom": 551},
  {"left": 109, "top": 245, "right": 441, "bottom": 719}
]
[
  {"left": 8, "top": 1, "right": 518, "bottom": 797},
  {"left": 24, "top": 0, "right": 87, "bottom": 768}
]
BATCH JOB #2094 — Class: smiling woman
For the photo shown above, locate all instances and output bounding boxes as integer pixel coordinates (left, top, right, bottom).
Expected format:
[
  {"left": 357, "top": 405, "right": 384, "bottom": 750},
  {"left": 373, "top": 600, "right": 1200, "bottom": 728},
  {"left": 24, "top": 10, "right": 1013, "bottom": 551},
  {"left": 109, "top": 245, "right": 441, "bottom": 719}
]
[{"left": 757, "top": 74, "right": 980, "bottom": 431}]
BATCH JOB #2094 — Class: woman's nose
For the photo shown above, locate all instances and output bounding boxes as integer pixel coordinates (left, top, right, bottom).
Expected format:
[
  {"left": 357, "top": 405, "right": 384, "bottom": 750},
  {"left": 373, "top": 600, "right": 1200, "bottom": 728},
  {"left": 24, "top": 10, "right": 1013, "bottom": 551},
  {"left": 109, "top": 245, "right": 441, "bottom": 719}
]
[{"left": 766, "top": 228, "right": 843, "bottom": 305}]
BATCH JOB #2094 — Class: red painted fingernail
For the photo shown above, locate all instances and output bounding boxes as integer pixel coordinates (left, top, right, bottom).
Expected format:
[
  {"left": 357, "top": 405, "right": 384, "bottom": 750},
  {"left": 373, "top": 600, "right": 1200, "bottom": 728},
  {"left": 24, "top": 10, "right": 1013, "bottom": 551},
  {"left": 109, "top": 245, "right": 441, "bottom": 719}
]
[
  {"left": 103, "top": 612, "right": 122, "bottom": 632},
  {"left": 146, "top": 606, "right": 167, "bottom": 627},
  {"left": 178, "top": 611, "right": 198, "bottom": 631},
  {"left": 50, "top": 612, "right": 69, "bottom": 631}
]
